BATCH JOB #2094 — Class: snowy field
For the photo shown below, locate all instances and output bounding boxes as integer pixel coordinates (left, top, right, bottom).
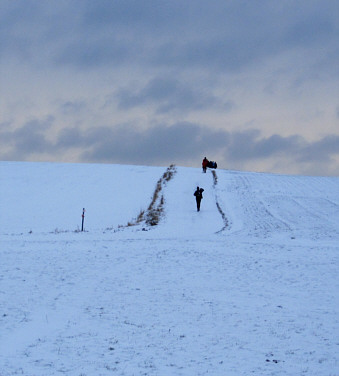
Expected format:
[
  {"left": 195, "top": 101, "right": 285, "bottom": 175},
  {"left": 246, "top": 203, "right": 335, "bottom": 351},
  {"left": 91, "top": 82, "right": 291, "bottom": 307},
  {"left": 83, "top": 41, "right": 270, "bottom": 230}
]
[{"left": 0, "top": 161, "right": 338, "bottom": 376}]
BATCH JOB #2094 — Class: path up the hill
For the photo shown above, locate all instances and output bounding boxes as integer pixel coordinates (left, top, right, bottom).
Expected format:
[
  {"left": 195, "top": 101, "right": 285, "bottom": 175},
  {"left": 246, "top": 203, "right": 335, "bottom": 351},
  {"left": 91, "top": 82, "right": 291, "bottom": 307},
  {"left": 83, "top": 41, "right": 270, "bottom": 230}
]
[{"left": 153, "top": 167, "right": 225, "bottom": 238}]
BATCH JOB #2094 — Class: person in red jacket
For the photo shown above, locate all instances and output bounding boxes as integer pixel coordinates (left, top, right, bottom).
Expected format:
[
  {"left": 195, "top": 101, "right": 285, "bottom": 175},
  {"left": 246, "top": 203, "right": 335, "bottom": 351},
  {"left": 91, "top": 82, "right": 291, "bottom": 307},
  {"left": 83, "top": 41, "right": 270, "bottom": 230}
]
[{"left": 202, "top": 157, "right": 209, "bottom": 173}]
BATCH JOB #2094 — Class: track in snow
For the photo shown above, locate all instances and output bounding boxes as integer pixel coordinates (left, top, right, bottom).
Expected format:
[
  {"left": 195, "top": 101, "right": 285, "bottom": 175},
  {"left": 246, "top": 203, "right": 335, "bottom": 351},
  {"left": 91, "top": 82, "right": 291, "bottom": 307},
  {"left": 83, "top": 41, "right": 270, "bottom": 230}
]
[
  {"left": 128, "top": 166, "right": 229, "bottom": 237},
  {"left": 211, "top": 170, "right": 229, "bottom": 233}
]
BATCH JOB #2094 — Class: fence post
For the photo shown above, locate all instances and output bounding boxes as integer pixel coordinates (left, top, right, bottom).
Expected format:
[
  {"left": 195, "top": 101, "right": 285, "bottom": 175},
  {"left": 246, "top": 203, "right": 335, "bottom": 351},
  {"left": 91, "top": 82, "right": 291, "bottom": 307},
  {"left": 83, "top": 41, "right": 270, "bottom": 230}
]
[{"left": 81, "top": 208, "right": 85, "bottom": 231}]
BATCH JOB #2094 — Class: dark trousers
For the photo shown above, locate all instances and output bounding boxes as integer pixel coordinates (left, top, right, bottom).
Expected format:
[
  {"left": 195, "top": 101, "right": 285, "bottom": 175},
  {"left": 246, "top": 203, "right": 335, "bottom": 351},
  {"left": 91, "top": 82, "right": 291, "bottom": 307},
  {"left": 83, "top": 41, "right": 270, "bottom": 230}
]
[{"left": 196, "top": 198, "right": 201, "bottom": 211}]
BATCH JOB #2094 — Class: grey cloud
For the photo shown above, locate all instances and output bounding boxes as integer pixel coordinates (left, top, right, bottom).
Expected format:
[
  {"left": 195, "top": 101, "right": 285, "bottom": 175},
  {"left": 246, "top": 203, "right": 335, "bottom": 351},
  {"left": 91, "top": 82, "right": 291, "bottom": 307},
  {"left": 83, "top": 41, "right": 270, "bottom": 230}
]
[
  {"left": 0, "top": 2, "right": 74, "bottom": 60},
  {"left": 55, "top": 38, "right": 135, "bottom": 68},
  {"left": 1, "top": 119, "right": 338, "bottom": 175},
  {"left": 81, "top": 0, "right": 186, "bottom": 32},
  {"left": 116, "top": 77, "right": 231, "bottom": 114},
  {"left": 225, "top": 131, "right": 307, "bottom": 161},
  {"left": 284, "top": 4, "right": 335, "bottom": 47},
  {"left": 2, "top": 1, "right": 338, "bottom": 74},
  {"left": 298, "top": 135, "right": 339, "bottom": 163},
  {"left": 59, "top": 101, "right": 87, "bottom": 115},
  {"left": 55, "top": 123, "right": 338, "bottom": 174},
  {"left": 224, "top": 131, "right": 339, "bottom": 174},
  {"left": 56, "top": 127, "right": 85, "bottom": 148},
  {"left": 79, "top": 122, "right": 228, "bottom": 164},
  {"left": 64, "top": 2, "right": 339, "bottom": 73},
  {"left": 41, "top": 122, "right": 227, "bottom": 165},
  {"left": 0, "top": 118, "right": 54, "bottom": 159}
]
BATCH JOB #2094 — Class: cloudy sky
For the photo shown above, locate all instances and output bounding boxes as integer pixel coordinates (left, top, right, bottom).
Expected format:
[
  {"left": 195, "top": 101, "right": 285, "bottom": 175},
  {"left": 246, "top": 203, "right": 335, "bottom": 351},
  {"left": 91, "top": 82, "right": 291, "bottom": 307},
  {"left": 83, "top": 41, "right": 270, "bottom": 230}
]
[{"left": 1, "top": 0, "right": 338, "bottom": 175}]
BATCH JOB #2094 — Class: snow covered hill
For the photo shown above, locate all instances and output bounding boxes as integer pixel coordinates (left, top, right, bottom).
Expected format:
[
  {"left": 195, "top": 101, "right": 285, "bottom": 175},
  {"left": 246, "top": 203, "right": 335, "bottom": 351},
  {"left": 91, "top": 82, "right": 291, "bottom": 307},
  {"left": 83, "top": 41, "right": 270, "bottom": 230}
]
[{"left": 0, "top": 161, "right": 338, "bottom": 375}]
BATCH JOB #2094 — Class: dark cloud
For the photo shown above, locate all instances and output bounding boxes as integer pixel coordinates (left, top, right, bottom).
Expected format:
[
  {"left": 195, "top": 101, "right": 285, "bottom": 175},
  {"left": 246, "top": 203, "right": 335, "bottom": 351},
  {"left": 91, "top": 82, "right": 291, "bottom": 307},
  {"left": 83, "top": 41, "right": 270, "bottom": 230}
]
[
  {"left": 223, "top": 131, "right": 339, "bottom": 174},
  {"left": 76, "top": 124, "right": 339, "bottom": 175},
  {"left": 57, "top": 122, "right": 228, "bottom": 165},
  {"left": 56, "top": 127, "right": 85, "bottom": 148},
  {"left": 116, "top": 77, "right": 233, "bottom": 114},
  {"left": 225, "top": 131, "right": 307, "bottom": 161},
  {"left": 297, "top": 135, "right": 339, "bottom": 163},
  {"left": 0, "top": 118, "right": 54, "bottom": 159},
  {"left": 2, "top": 1, "right": 338, "bottom": 74},
  {"left": 1, "top": 119, "right": 338, "bottom": 174}
]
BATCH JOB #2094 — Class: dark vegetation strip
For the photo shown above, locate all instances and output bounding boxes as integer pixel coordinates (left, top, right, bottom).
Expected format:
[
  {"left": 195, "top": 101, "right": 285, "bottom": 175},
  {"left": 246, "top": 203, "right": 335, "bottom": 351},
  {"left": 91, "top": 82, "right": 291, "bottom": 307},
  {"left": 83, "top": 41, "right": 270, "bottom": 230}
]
[
  {"left": 128, "top": 164, "right": 177, "bottom": 227},
  {"left": 211, "top": 170, "right": 229, "bottom": 232}
]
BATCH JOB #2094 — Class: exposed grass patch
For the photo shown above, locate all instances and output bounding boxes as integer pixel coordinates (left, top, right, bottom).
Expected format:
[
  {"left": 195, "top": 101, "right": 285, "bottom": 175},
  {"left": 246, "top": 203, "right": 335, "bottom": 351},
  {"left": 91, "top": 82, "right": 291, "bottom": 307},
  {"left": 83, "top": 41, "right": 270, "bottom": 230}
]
[
  {"left": 212, "top": 170, "right": 218, "bottom": 186},
  {"left": 211, "top": 170, "right": 229, "bottom": 232},
  {"left": 127, "top": 164, "right": 177, "bottom": 227}
]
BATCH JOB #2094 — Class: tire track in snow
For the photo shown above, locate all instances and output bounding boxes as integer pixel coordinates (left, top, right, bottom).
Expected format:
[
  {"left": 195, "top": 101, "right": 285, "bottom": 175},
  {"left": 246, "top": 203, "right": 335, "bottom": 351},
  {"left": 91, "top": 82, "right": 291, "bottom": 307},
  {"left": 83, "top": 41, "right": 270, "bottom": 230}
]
[
  {"left": 211, "top": 170, "right": 229, "bottom": 233},
  {"left": 232, "top": 174, "right": 293, "bottom": 238}
]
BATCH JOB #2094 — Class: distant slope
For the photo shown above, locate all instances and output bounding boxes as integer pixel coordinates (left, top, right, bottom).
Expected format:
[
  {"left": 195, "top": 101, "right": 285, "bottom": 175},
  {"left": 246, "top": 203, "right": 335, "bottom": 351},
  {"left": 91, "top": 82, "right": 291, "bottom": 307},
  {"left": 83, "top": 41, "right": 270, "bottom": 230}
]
[{"left": 1, "top": 162, "right": 338, "bottom": 242}]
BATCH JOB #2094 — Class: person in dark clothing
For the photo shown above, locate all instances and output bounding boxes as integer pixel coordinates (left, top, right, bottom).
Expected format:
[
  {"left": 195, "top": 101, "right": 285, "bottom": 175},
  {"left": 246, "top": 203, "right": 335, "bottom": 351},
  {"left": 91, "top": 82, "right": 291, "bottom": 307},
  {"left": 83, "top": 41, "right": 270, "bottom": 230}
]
[{"left": 194, "top": 186, "right": 204, "bottom": 212}]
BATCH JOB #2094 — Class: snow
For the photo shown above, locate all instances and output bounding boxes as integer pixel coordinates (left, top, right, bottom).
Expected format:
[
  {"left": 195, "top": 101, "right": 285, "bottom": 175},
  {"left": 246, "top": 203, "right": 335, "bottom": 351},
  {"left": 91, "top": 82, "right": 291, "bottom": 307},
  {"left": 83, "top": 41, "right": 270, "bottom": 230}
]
[{"left": 0, "top": 161, "right": 338, "bottom": 375}]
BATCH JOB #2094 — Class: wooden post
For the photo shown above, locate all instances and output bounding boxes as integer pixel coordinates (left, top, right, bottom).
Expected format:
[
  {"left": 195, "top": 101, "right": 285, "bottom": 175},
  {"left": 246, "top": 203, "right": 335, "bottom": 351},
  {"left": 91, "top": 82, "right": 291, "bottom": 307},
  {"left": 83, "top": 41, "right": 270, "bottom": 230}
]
[{"left": 81, "top": 208, "right": 85, "bottom": 231}]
